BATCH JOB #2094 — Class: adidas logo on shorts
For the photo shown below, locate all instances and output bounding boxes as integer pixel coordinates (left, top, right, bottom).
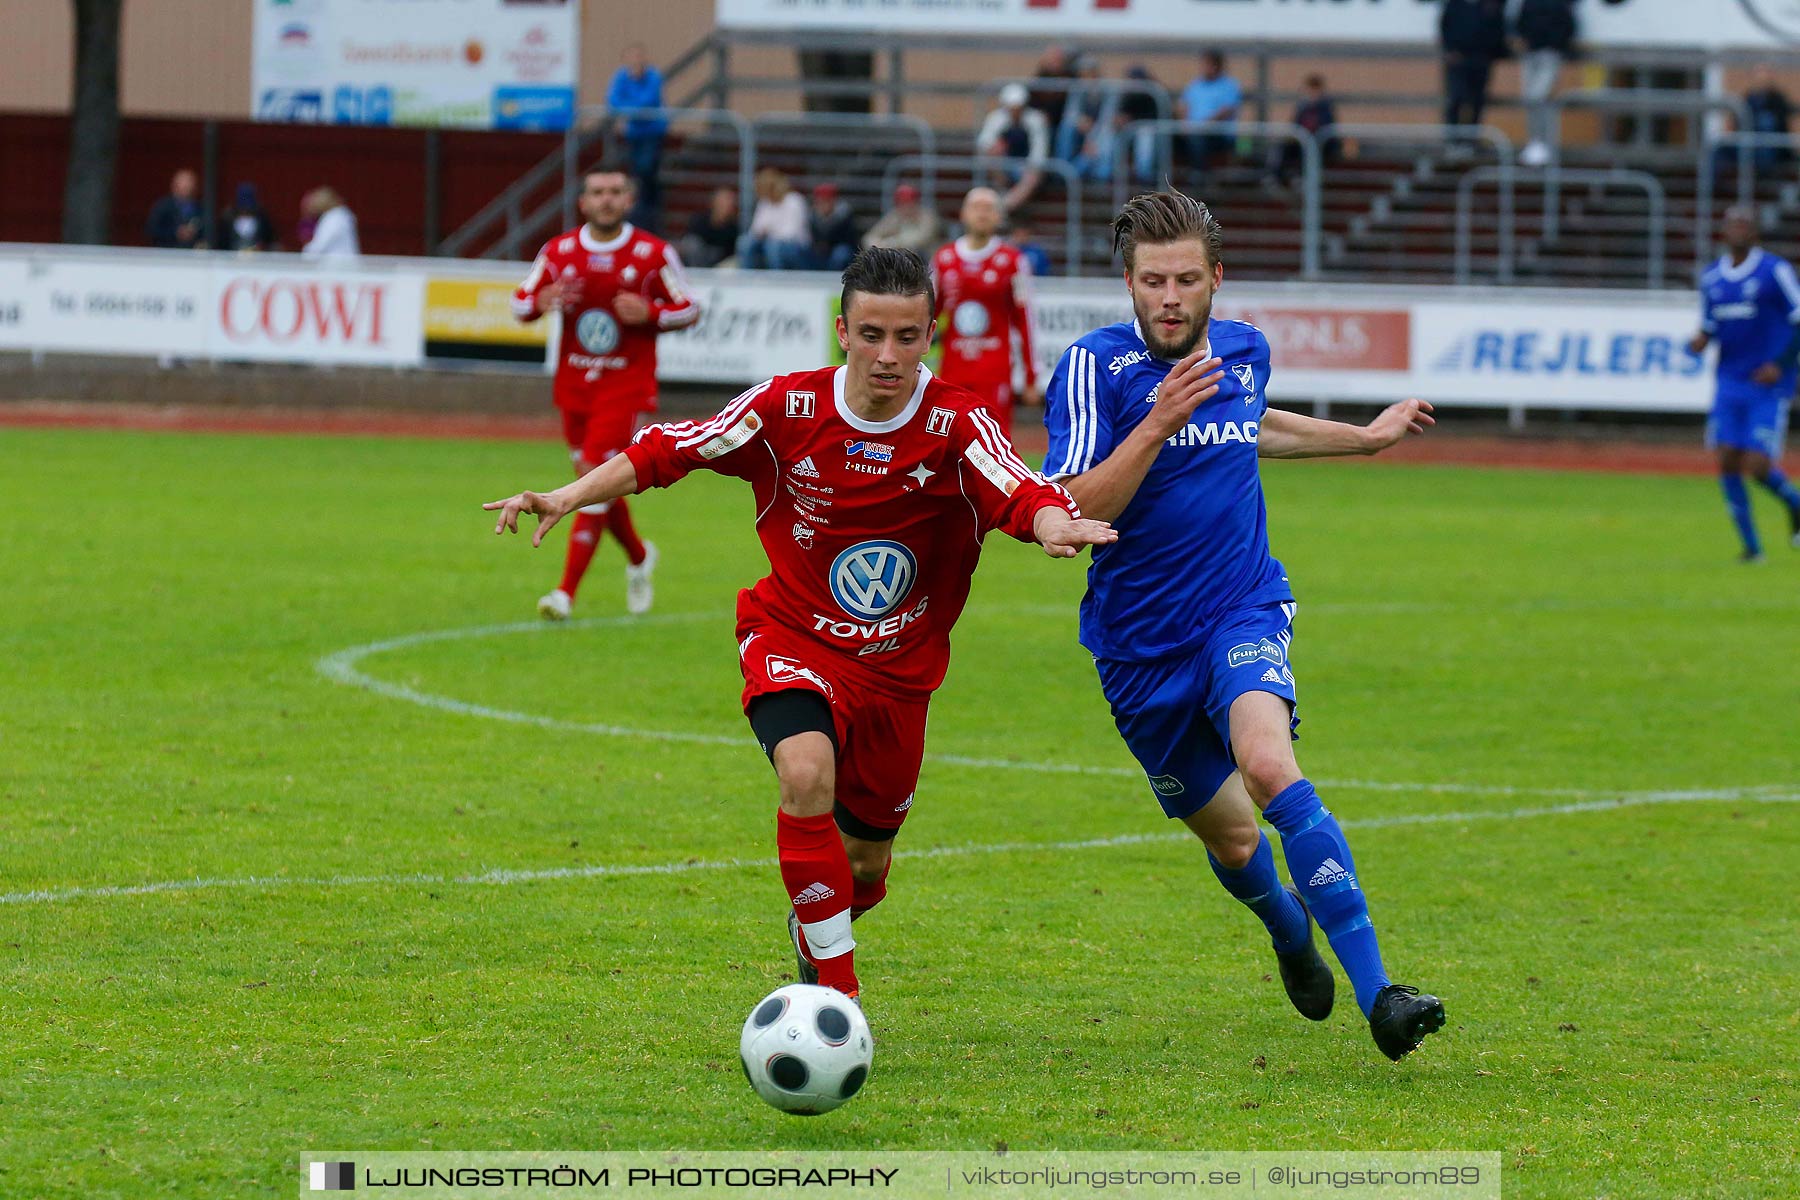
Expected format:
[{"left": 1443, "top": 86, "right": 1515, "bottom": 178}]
[
  {"left": 793, "top": 882, "right": 836, "bottom": 904},
  {"left": 1308, "top": 858, "right": 1352, "bottom": 888}
]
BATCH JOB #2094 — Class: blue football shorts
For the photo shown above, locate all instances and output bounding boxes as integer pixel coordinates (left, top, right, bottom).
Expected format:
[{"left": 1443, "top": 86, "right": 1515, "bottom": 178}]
[
  {"left": 1709, "top": 380, "right": 1790, "bottom": 458},
  {"left": 1094, "top": 601, "right": 1300, "bottom": 820}
]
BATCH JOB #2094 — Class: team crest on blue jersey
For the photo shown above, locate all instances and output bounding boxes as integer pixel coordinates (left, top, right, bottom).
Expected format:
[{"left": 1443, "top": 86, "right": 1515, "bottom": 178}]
[
  {"left": 830, "top": 540, "right": 917, "bottom": 620},
  {"left": 1232, "top": 363, "right": 1256, "bottom": 393},
  {"left": 1226, "top": 638, "right": 1284, "bottom": 669}
]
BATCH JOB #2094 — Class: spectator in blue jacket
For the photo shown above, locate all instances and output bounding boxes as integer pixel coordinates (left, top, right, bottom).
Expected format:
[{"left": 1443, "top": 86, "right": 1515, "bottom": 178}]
[{"left": 607, "top": 44, "right": 668, "bottom": 231}]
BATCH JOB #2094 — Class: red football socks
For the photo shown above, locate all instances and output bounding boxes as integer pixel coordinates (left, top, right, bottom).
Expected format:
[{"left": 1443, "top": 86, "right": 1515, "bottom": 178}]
[
  {"left": 851, "top": 859, "right": 890, "bottom": 919},
  {"left": 776, "top": 809, "right": 858, "bottom": 995},
  {"left": 606, "top": 497, "right": 648, "bottom": 566},
  {"left": 559, "top": 511, "right": 605, "bottom": 597}
]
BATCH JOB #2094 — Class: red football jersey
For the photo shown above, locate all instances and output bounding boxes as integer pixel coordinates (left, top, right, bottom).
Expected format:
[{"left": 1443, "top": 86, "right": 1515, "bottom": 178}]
[
  {"left": 931, "top": 237, "right": 1036, "bottom": 388},
  {"left": 513, "top": 222, "right": 699, "bottom": 413},
  {"left": 623, "top": 365, "right": 1079, "bottom": 697}
]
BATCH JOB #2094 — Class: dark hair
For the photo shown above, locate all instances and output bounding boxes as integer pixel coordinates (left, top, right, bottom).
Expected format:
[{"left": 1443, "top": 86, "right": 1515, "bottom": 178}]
[
  {"left": 839, "top": 247, "right": 936, "bottom": 321},
  {"left": 1113, "top": 189, "right": 1224, "bottom": 272},
  {"left": 1201, "top": 48, "right": 1225, "bottom": 69},
  {"left": 583, "top": 162, "right": 636, "bottom": 190}
]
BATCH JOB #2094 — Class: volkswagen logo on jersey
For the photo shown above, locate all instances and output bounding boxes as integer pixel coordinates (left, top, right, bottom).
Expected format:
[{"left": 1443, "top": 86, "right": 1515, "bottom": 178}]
[
  {"left": 952, "top": 300, "right": 991, "bottom": 337},
  {"left": 575, "top": 309, "right": 621, "bottom": 355},
  {"left": 829, "top": 540, "right": 918, "bottom": 621}
]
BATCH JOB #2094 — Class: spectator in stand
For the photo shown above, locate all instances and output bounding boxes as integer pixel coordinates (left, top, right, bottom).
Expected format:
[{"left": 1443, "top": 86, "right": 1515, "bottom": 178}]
[
  {"left": 146, "top": 168, "right": 205, "bottom": 250},
  {"left": 300, "top": 188, "right": 359, "bottom": 259},
  {"left": 1743, "top": 64, "right": 1794, "bottom": 173},
  {"left": 862, "top": 183, "right": 943, "bottom": 259},
  {"left": 1055, "top": 54, "right": 1122, "bottom": 181},
  {"left": 1265, "top": 74, "right": 1339, "bottom": 188},
  {"left": 1178, "top": 50, "right": 1242, "bottom": 179},
  {"left": 977, "top": 83, "right": 1051, "bottom": 213},
  {"left": 680, "top": 186, "right": 740, "bottom": 268},
  {"left": 737, "top": 168, "right": 812, "bottom": 270},
  {"left": 807, "top": 182, "right": 861, "bottom": 272},
  {"left": 1008, "top": 217, "right": 1054, "bottom": 277},
  {"left": 1513, "top": 0, "right": 1577, "bottom": 167},
  {"left": 607, "top": 43, "right": 668, "bottom": 231},
  {"left": 1440, "top": 0, "right": 1510, "bottom": 151},
  {"left": 216, "top": 182, "right": 278, "bottom": 252},
  {"left": 1029, "top": 44, "right": 1078, "bottom": 132},
  {"left": 1118, "top": 65, "right": 1164, "bottom": 184}
]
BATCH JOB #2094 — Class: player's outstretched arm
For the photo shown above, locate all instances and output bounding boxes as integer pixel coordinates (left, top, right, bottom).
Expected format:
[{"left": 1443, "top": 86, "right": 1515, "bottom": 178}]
[
  {"left": 483, "top": 453, "right": 642, "bottom": 547},
  {"left": 1257, "top": 399, "right": 1435, "bottom": 460},
  {"left": 1032, "top": 507, "right": 1118, "bottom": 559}
]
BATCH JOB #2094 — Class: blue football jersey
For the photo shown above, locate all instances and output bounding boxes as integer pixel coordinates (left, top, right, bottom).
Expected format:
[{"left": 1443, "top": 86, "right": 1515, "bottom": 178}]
[
  {"left": 1044, "top": 318, "right": 1292, "bottom": 662},
  {"left": 1700, "top": 246, "right": 1800, "bottom": 387}
]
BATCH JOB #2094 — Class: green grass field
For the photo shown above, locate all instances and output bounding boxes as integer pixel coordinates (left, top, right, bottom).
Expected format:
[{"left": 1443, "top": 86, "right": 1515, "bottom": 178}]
[{"left": 2, "top": 425, "right": 1796, "bottom": 1199}]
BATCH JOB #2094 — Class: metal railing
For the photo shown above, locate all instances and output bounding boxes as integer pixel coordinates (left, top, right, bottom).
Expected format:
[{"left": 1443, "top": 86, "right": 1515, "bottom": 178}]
[
  {"left": 972, "top": 77, "right": 1173, "bottom": 130},
  {"left": 1457, "top": 166, "right": 1666, "bottom": 288},
  {"left": 437, "top": 106, "right": 754, "bottom": 261},
  {"left": 1695, "top": 132, "right": 1800, "bottom": 273},
  {"left": 1110, "top": 119, "right": 1322, "bottom": 279},
  {"left": 750, "top": 111, "right": 940, "bottom": 204},
  {"left": 878, "top": 153, "right": 1084, "bottom": 272}
]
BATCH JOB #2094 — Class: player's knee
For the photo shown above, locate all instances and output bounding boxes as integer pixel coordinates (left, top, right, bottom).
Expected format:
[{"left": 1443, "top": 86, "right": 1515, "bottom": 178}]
[
  {"left": 1205, "top": 821, "right": 1261, "bottom": 871},
  {"left": 846, "top": 844, "right": 890, "bottom": 882},
  {"left": 1237, "top": 747, "right": 1300, "bottom": 808},
  {"left": 773, "top": 741, "right": 835, "bottom": 816}
]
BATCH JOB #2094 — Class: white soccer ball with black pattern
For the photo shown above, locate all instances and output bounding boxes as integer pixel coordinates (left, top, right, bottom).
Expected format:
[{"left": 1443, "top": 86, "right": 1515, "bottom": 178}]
[{"left": 738, "top": 984, "right": 873, "bottom": 1115}]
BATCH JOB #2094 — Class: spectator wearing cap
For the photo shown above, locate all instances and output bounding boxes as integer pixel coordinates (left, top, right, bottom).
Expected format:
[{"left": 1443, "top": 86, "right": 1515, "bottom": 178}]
[
  {"left": 862, "top": 184, "right": 943, "bottom": 259},
  {"left": 977, "top": 83, "right": 1050, "bottom": 212},
  {"left": 216, "top": 182, "right": 279, "bottom": 252},
  {"left": 1178, "top": 48, "right": 1241, "bottom": 177},
  {"left": 807, "top": 182, "right": 861, "bottom": 271}
]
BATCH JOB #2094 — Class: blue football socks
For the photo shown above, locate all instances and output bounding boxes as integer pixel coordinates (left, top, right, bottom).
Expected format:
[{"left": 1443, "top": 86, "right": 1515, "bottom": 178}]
[
  {"left": 1262, "top": 779, "right": 1391, "bottom": 1017},
  {"left": 1722, "top": 474, "right": 1761, "bottom": 556},
  {"left": 1758, "top": 467, "right": 1800, "bottom": 516},
  {"left": 1207, "top": 832, "right": 1311, "bottom": 955}
]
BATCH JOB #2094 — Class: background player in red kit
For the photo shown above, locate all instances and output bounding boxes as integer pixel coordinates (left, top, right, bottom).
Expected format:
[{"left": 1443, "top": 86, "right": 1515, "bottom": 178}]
[
  {"left": 486, "top": 248, "right": 1114, "bottom": 1001},
  {"left": 930, "top": 187, "right": 1039, "bottom": 435},
  {"left": 513, "top": 164, "right": 700, "bottom": 620}
]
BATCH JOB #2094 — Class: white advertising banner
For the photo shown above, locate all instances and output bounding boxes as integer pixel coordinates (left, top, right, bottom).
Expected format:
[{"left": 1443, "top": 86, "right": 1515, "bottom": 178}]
[
  {"left": 252, "top": 0, "right": 578, "bottom": 130},
  {"left": 656, "top": 275, "right": 835, "bottom": 384},
  {"left": 0, "top": 250, "right": 1715, "bottom": 413},
  {"left": 212, "top": 268, "right": 426, "bottom": 366},
  {"left": 0, "top": 252, "right": 424, "bottom": 368},
  {"left": 0, "top": 259, "right": 214, "bottom": 356},
  {"left": 716, "top": 0, "right": 1800, "bottom": 51}
]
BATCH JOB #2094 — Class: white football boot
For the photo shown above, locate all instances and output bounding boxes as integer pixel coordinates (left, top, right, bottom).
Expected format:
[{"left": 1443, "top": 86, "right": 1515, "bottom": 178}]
[{"left": 625, "top": 543, "right": 658, "bottom": 615}]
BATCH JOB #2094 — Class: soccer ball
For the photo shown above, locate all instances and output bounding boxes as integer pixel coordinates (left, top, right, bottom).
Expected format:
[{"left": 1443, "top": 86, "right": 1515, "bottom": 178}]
[{"left": 738, "top": 984, "right": 873, "bottom": 1115}]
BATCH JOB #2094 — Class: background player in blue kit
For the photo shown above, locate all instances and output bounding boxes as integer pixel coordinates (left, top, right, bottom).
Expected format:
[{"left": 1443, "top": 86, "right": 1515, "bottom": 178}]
[
  {"left": 1045, "top": 190, "right": 1443, "bottom": 1061},
  {"left": 1688, "top": 205, "right": 1800, "bottom": 562}
]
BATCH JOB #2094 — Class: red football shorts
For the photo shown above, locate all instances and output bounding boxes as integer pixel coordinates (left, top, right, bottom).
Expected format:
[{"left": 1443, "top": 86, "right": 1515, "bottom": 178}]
[
  {"left": 736, "top": 621, "right": 929, "bottom": 836},
  {"left": 560, "top": 407, "right": 643, "bottom": 473}
]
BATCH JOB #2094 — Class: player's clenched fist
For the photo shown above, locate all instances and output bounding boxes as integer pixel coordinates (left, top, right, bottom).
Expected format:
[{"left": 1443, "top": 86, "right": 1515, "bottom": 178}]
[{"left": 484, "top": 490, "right": 570, "bottom": 546}]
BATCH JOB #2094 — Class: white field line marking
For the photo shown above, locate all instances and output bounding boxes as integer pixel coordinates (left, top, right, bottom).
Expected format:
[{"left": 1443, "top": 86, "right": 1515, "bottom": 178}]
[
  {"left": 315, "top": 616, "right": 1800, "bottom": 797},
  {"left": 5, "top": 790, "right": 1797, "bottom": 908}
]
